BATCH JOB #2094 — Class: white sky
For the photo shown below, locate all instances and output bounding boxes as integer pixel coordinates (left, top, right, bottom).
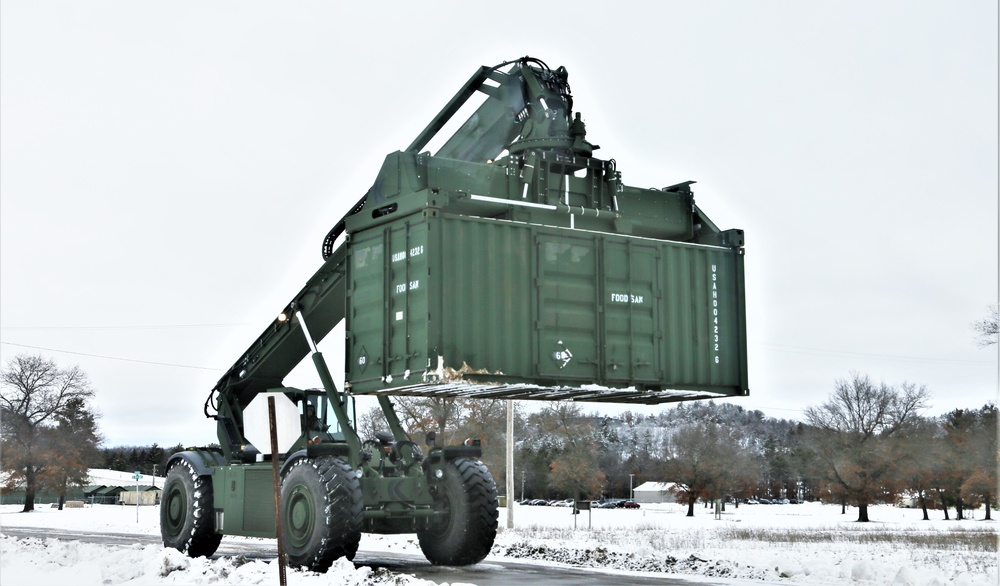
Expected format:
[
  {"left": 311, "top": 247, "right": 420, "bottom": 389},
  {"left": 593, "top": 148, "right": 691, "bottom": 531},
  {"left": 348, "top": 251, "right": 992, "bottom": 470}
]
[{"left": 1, "top": 2, "right": 997, "bottom": 447}]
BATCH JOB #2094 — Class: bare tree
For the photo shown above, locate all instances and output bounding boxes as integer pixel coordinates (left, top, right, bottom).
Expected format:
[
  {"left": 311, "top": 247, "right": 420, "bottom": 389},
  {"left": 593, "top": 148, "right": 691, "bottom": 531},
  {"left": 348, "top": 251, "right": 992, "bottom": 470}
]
[
  {"left": 665, "top": 421, "right": 743, "bottom": 516},
  {"left": 973, "top": 304, "right": 998, "bottom": 347},
  {"left": 942, "top": 404, "right": 997, "bottom": 520},
  {"left": 804, "top": 373, "right": 929, "bottom": 522},
  {"left": 455, "top": 398, "right": 513, "bottom": 485},
  {"left": 356, "top": 405, "right": 391, "bottom": 441},
  {"left": 384, "top": 396, "right": 519, "bottom": 486},
  {"left": 549, "top": 450, "right": 606, "bottom": 500},
  {"left": 393, "top": 396, "right": 462, "bottom": 443},
  {"left": 533, "top": 403, "right": 604, "bottom": 500},
  {"left": 964, "top": 404, "right": 997, "bottom": 520},
  {"left": 1, "top": 355, "right": 96, "bottom": 511},
  {"left": 895, "top": 416, "right": 945, "bottom": 520}
]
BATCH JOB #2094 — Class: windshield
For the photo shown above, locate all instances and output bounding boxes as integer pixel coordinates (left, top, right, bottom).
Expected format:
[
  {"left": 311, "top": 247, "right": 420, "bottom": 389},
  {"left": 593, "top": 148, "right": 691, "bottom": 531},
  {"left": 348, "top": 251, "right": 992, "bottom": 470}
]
[{"left": 301, "top": 392, "right": 354, "bottom": 441}]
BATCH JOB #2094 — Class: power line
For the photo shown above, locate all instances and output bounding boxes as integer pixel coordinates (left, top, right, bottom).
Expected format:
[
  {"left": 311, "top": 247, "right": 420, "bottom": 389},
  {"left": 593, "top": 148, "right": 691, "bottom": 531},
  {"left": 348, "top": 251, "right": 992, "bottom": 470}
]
[
  {"left": 0, "top": 341, "right": 221, "bottom": 371},
  {"left": 0, "top": 323, "right": 253, "bottom": 331}
]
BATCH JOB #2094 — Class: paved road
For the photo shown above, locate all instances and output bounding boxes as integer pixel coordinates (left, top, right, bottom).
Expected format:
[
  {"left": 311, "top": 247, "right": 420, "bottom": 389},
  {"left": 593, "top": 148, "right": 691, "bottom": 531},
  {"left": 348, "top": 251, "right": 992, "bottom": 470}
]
[{"left": 1, "top": 526, "right": 724, "bottom": 586}]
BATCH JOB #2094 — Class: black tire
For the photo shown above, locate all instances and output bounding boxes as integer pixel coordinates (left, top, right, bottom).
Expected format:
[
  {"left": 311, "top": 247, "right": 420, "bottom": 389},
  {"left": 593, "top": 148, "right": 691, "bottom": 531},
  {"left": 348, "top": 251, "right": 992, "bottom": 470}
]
[
  {"left": 160, "top": 459, "right": 222, "bottom": 557},
  {"left": 281, "top": 456, "right": 363, "bottom": 572},
  {"left": 417, "top": 458, "right": 499, "bottom": 565}
]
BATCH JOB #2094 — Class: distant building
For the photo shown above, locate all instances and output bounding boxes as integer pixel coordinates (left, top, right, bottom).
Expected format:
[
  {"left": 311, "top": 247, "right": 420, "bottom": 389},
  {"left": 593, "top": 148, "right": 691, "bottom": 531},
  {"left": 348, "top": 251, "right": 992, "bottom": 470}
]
[
  {"left": 93, "top": 485, "right": 126, "bottom": 504},
  {"left": 0, "top": 469, "right": 167, "bottom": 506},
  {"left": 119, "top": 485, "right": 162, "bottom": 506},
  {"left": 632, "top": 481, "right": 679, "bottom": 504}
]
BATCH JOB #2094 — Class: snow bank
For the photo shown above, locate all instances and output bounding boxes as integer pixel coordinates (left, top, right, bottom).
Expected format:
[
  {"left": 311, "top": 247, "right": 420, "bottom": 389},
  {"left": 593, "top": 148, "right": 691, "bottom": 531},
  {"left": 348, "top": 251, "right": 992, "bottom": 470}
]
[
  {"left": 490, "top": 501, "right": 998, "bottom": 585},
  {"left": 0, "top": 504, "right": 442, "bottom": 585},
  {"left": 0, "top": 535, "right": 442, "bottom": 586},
  {"left": 1, "top": 501, "right": 997, "bottom": 585}
]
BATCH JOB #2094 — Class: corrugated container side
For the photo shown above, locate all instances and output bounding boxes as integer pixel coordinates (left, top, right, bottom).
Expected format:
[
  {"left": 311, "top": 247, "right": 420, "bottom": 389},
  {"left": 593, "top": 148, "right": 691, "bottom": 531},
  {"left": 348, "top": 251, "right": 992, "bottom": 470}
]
[
  {"left": 435, "top": 216, "right": 534, "bottom": 377},
  {"left": 345, "top": 210, "right": 747, "bottom": 400},
  {"left": 659, "top": 244, "right": 745, "bottom": 390}
]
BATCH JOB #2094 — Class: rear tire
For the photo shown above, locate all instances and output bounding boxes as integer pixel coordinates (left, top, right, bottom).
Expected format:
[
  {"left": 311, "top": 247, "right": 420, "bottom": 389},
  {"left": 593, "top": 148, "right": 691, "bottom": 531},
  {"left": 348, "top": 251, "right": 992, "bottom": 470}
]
[
  {"left": 417, "top": 458, "right": 498, "bottom": 565},
  {"left": 160, "top": 459, "right": 222, "bottom": 557},
  {"left": 281, "top": 456, "right": 362, "bottom": 572}
]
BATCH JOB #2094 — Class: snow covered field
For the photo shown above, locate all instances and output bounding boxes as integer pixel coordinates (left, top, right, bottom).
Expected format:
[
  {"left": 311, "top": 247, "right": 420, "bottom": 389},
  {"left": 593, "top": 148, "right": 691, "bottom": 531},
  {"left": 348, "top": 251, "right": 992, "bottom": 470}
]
[{"left": 1, "top": 501, "right": 996, "bottom": 585}]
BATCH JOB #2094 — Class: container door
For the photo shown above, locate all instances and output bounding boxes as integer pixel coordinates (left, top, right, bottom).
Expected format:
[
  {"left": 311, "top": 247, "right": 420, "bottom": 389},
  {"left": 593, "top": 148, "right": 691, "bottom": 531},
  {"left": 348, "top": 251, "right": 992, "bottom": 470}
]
[
  {"left": 385, "top": 220, "right": 429, "bottom": 382},
  {"left": 347, "top": 219, "right": 429, "bottom": 389},
  {"left": 659, "top": 244, "right": 747, "bottom": 390},
  {"left": 536, "top": 234, "right": 600, "bottom": 380},
  {"left": 347, "top": 230, "right": 385, "bottom": 386},
  {"left": 603, "top": 241, "right": 661, "bottom": 383}
]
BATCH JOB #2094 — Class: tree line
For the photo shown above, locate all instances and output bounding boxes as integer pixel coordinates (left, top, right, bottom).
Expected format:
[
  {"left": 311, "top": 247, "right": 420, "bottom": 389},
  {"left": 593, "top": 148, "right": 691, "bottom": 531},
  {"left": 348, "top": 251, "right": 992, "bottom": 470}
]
[
  {"left": 94, "top": 443, "right": 186, "bottom": 479},
  {"left": 369, "top": 374, "right": 996, "bottom": 523},
  {"left": 3, "top": 353, "right": 995, "bottom": 522}
]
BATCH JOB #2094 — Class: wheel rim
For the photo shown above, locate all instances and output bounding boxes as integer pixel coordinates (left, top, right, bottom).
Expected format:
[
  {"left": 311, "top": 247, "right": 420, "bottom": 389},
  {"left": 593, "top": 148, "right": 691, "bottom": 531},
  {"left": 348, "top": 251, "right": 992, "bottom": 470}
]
[
  {"left": 164, "top": 484, "right": 185, "bottom": 536},
  {"left": 428, "top": 486, "right": 453, "bottom": 534},
  {"left": 285, "top": 485, "right": 315, "bottom": 548}
]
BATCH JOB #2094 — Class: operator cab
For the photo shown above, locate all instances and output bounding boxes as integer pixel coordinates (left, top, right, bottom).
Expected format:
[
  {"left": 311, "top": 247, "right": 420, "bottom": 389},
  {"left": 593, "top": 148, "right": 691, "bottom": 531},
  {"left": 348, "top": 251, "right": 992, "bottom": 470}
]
[
  {"left": 233, "top": 387, "right": 356, "bottom": 463},
  {"left": 298, "top": 389, "right": 354, "bottom": 443}
]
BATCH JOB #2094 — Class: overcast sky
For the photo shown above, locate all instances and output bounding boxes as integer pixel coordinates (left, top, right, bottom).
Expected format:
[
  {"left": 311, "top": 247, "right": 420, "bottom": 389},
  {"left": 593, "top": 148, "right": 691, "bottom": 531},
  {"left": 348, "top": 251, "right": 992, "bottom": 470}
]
[{"left": 2, "top": 2, "right": 997, "bottom": 448}]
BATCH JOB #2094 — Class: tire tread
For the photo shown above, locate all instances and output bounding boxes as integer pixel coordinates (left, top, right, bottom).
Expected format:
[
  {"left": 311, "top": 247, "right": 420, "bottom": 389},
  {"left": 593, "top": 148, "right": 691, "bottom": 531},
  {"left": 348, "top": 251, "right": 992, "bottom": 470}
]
[{"left": 417, "top": 457, "right": 498, "bottom": 565}]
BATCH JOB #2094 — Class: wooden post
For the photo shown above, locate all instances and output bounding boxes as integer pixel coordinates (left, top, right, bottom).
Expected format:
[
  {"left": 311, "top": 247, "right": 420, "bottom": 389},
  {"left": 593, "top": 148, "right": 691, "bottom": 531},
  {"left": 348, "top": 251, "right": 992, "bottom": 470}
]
[
  {"left": 268, "top": 397, "right": 287, "bottom": 586},
  {"left": 506, "top": 399, "right": 514, "bottom": 529}
]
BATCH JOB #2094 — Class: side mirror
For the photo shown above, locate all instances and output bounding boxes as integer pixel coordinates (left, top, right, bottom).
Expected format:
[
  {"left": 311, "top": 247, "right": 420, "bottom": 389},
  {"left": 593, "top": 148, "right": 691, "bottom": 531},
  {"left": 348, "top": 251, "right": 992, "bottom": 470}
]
[{"left": 425, "top": 431, "right": 436, "bottom": 447}]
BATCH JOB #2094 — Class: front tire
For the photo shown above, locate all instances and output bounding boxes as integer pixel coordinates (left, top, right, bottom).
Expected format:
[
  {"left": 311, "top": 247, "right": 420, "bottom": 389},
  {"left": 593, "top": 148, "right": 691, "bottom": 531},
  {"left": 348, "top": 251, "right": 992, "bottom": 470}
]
[
  {"left": 417, "top": 458, "right": 498, "bottom": 565},
  {"left": 160, "top": 459, "right": 222, "bottom": 557},
  {"left": 281, "top": 456, "right": 363, "bottom": 572}
]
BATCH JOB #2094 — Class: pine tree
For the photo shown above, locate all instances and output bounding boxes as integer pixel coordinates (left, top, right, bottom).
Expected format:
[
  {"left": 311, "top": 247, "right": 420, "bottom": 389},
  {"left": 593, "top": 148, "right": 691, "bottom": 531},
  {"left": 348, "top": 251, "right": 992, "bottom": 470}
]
[{"left": 37, "top": 397, "right": 102, "bottom": 509}]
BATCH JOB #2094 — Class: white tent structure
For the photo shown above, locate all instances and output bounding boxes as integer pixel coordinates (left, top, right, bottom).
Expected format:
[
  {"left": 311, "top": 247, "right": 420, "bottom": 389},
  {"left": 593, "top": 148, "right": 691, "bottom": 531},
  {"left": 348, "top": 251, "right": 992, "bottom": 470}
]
[
  {"left": 88, "top": 469, "right": 165, "bottom": 505},
  {"left": 632, "top": 481, "right": 679, "bottom": 504},
  {"left": 118, "top": 486, "right": 161, "bottom": 506}
]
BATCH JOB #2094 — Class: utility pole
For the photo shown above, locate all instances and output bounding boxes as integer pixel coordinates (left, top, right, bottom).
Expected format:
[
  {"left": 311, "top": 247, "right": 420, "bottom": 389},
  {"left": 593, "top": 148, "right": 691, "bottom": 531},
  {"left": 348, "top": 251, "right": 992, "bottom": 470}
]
[{"left": 629, "top": 474, "right": 635, "bottom": 500}]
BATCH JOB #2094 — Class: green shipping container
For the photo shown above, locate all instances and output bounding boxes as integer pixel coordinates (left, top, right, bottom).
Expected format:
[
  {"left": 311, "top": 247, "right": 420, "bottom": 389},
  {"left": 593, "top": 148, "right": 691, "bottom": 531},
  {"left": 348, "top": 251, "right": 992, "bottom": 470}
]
[{"left": 344, "top": 208, "right": 747, "bottom": 404}]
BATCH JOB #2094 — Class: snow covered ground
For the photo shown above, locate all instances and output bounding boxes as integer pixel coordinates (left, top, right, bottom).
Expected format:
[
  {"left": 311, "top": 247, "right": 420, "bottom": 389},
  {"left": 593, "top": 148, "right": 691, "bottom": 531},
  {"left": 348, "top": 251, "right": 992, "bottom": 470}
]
[{"left": 0, "top": 500, "right": 996, "bottom": 585}]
